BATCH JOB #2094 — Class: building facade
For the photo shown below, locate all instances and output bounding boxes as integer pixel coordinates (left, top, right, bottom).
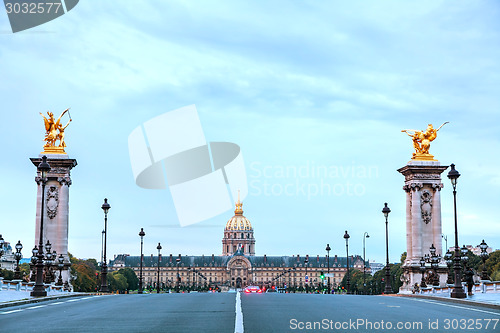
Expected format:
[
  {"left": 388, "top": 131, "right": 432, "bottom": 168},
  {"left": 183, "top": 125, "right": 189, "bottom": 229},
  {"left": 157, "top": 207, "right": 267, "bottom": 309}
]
[{"left": 110, "top": 200, "right": 367, "bottom": 290}]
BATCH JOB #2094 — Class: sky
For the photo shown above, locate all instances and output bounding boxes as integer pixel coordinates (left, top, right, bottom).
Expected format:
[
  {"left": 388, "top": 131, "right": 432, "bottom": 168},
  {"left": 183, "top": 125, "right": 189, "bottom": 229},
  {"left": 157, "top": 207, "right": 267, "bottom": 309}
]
[{"left": 1, "top": 1, "right": 499, "bottom": 265}]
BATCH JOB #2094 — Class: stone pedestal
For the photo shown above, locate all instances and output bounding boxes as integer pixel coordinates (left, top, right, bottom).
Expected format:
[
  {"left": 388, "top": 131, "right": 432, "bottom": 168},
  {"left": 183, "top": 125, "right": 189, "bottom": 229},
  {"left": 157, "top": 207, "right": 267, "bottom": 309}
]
[
  {"left": 398, "top": 160, "right": 449, "bottom": 293},
  {"left": 31, "top": 154, "right": 77, "bottom": 289}
]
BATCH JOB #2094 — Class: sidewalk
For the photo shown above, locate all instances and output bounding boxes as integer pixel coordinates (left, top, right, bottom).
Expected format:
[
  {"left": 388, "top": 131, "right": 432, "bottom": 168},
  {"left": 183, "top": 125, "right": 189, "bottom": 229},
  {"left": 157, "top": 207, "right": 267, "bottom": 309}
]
[
  {"left": 393, "top": 292, "right": 500, "bottom": 309},
  {"left": 0, "top": 290, "right": 92, "bottom": 308}
]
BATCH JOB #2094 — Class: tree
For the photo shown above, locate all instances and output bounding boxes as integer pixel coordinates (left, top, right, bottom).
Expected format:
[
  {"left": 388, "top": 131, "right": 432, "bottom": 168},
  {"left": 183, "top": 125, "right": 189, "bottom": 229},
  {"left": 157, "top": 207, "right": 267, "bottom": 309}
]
[
  {"left": 0, "top": 269, "right": 14, "bottom": 280},
  {"left": 108, "top": 271, "right": 127, "bottom": 292},
  {"left": 485, "top": 250, "right": 500, "bottom": 275},
  {"left": 117, "top": 268, "right": 139, "bottom": 291},
  {"left": 69, "top": 253, "right": 99, "bottom": 292}
]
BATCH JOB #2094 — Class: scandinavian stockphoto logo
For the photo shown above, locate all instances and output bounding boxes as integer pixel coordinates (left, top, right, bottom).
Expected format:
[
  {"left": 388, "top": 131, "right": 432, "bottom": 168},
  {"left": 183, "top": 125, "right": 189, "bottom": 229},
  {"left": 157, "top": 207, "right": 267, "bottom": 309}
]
[
  {"left": 4, "top": 0, "right": 79, "bottom": 33},
  {"left": 128, "top": 105, "right": 248, "bottom": 227}
]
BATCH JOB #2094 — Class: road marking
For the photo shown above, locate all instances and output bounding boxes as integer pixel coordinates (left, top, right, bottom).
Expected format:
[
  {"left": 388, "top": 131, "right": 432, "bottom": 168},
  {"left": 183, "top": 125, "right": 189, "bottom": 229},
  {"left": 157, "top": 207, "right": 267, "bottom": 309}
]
[
  {"left": 26, "top": 305, "right": 47, "bottom": 309},
  {"left": 65, "top": 299, "right": 80, "bottom": 302},
  {"left": 234, "top": 292, "right": 244, "bottom": 333},
  {"left": 48, "top": 302, "right": 65, "bottom": 305},
  {"left": 1, "top": 309, "right": 23, "bottom": 315},
  {"left": 387, "top": 305, "right": 400, "bottom": 307},
  {"left": 412, "top": 299, "right": 500, "bottom": 316}
]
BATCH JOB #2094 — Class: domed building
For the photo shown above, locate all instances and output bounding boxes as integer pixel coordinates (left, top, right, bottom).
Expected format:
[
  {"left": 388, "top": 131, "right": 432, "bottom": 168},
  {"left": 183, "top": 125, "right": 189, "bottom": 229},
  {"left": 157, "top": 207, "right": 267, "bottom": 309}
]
[
  {"left": 109, "top": 199, "right": 367, "bottom": 291},
  {"left": 221, "top": 198, "right": 255, "bottom": 256}
]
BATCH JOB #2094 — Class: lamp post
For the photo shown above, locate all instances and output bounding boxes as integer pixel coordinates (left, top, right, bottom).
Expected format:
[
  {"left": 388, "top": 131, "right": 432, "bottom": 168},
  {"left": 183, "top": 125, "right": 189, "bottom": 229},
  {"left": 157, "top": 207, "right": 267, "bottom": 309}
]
[
  {"left": 138, "top": 228, "right": 145, "bottom": 294},
  {"left": 100, "top": 198, "right": 110, "bottom": 292},
  {"left": 325, "top": 243, "right": 331, "bottom": 294},
  {"left": 382, "top": 203, "right": 393, "bottom": 294},
  {"left": 419, "top": 257, "right": 427, "bottom": 288},
  {"left": 0, "top": 234, "right": 4, "bottom": 259},
  {"left": 444, "top": 250, "right": 454, "bottom": 284},
  {"left": 31, "top": 155, "right": 51, "bottom": 297},
  {"left": 304, "top": 257, "right": 309, "bottom": 293},
  {"left": 363, "top": 232, "right": 370, "bottom": 295},
  {"left": 344, "top": 230, "right": 350, "bottom": 294},
  {"left": 56, "top": 254, "right": 64, "bottom": 285},
  {"left": 442, "top": 234, "right": 448, "bottom": 252},
  {"left": 156, "top": 242, "right": 162, "bottom": 293},
  {"left": 428, "top": 244, "right": 441, "bottom": 286},
  {"left": 447, "top": 164, "right": 466, "bottom": 298},
  {"left": 478, "top": 240, "right": 490, "bottom": 281},
  {"left": 176, "top": 257, "right": 181, "bottom": 293},
  {"left": 14, "top": 240, "right": 23, "bottom": 280}
]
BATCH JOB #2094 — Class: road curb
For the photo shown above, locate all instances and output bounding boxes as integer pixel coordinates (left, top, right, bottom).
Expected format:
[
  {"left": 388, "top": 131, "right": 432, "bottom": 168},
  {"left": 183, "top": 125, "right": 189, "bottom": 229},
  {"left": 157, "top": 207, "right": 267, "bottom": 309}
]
[
  {"left": 389, "top": 294, "right": 500, "bottom": 310},
  {"left": 0, "top": 293, "right": 95, "bottom": 309}
]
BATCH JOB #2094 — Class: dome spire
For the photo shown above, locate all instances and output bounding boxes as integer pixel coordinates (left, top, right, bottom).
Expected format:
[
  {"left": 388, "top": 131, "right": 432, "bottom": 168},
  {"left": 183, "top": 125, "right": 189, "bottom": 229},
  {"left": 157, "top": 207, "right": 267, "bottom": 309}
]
[{"left": 235, "top": 190, "right": 243, "bottom": 215}]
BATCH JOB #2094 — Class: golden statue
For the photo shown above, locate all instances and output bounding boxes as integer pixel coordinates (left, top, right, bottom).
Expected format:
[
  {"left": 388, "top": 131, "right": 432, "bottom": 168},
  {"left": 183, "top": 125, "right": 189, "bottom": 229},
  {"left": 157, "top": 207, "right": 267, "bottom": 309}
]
[
  {"left": 402, "top": 122, "right": 448, "bottom": 160},
  {"left": 40, "top": 108, "right": 72, "bottom": 154}
]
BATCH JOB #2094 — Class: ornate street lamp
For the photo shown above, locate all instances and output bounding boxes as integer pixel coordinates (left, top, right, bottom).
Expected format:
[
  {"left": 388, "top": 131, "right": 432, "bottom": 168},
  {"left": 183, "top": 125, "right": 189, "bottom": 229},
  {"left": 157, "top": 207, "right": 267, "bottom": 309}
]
[
  {"left": 156, "top": 242, "right": 162, "bottom": 293},
  {"left": 176, "top": 257, "right": 181, "bottom": 293},
  {"left": 382, "top": 203, "right": 393, "bottom": 294},
  {"left": 344, "top": 230, "right": 351, "bottom": 294},
  {"left": 478, "top": 240, "right": 490, "bottom": 281},
  {"left": 0, "top": 234, "right": 4, "bottom": 258},
  {"left": 363, "top": 232, "right": 370, "bottom": 295},
  {"left": 14, "top": 240, "right": 23, "bottom": 280},
  {"left": 304, "top": 257, "right": 309, "bottom": 293},
  {"left": 138, "top": 228, "right": 146, "bottom": 294},
  {"left": 419, "top": 257, "right": 427, "bottom": 288},
  {"left": 447, "top": 164, "right": 466, "bottom": 298},
  {"left": 100, "top": 198, "right": 111, "bottom": 292},
  {"left": 31, "top": 155, "right": 51, "bottom": 297},
  {"left": 56, "top": 254, "right": 64, "bottom": 285},
  {"left": 325, "top": 243, "right": 331, "bottom": 294},
  {"left": 444, "top": 250, "right": 454, "bottom": 284},
  {"left": 428, "top": 244, "right": 441, "bottom": 286}
]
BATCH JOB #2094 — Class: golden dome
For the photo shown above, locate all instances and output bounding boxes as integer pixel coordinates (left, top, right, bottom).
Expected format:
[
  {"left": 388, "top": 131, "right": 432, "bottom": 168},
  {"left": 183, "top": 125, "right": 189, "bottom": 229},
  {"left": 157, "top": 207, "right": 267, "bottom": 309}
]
[{"left": 225, "top": 198, "right": 252, "bottom": 231}]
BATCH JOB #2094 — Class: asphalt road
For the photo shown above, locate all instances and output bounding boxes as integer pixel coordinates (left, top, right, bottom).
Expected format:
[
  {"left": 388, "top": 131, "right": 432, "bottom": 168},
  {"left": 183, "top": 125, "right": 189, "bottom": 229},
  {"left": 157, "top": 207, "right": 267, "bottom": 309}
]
[{"left": 1, "top": 293, "right": 499, "bottom": 333}]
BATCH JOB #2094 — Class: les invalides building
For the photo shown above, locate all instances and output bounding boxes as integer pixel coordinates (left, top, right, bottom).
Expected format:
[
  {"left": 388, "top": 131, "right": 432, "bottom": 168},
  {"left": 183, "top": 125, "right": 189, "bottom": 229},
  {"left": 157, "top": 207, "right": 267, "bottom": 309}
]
[{"left": 110, "top": 199, "right": 365, "bottom": 290}]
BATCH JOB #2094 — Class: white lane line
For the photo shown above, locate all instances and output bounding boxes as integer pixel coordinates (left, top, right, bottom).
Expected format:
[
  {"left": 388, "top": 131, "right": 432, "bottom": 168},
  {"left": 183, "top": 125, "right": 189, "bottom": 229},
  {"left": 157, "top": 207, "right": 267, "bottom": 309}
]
[
  {"left": 26, "top": 305, "right": 47, "bottom": 310},
  {"left": 387, "top": 305, "right": 400, "bottom": 308},
  {"left": 234, "top": 291, "right": 244, "bottom": 333},
  {"left": 1, "top": 309, "right": 23, "bottom": 315},
  {"left": 48, "top": 302, "right": 66, "bottom": 305},
  {"left": 65, "top": 299, "right": 80, "bottom": 302},
  {"left": 412, "top": 299, "right": 500, "bottom": 316}
]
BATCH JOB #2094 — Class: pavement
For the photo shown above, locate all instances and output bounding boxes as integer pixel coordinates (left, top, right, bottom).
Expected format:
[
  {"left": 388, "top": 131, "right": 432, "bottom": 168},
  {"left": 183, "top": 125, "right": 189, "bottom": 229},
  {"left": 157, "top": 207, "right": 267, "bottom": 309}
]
[
  {"left": 0, "top": 290, "right": 92, "bottom": 308},
  {"left": 393, "top": 292, "right": 500, "bottom": 309},
  {"left": 1, "top": 292, "right": 499, "bottom": 332}
]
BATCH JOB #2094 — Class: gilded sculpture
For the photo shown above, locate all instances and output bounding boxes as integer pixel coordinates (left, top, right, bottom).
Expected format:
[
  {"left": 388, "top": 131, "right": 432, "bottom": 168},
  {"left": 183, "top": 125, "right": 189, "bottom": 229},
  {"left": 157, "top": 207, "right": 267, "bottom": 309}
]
[
  {"left": 402, "top": 122, "right": 448, "bottom": 160},
  {"left": 40, "top": 108, "right": 72, "bottom": 154}
]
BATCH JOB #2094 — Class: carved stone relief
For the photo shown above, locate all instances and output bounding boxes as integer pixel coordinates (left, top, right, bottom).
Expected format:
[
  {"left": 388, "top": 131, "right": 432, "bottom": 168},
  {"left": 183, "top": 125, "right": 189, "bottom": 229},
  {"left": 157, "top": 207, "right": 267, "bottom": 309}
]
[
  {"left": 46, "top": 186, "right": 59, "bottom": 219},
  {"left": 420, "top": 189, "right": 432, "bottom": 224}
]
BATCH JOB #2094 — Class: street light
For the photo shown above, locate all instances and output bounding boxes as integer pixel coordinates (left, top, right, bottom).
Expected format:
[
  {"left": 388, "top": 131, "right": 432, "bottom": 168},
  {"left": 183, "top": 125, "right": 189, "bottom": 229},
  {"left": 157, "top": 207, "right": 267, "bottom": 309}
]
[
  {"left": 428, "top": 244, "right": 441, "bottom": 286},
  {"left": 478, "top": 240, "right": 490, "bottom": 281},
  {"left": 14, "top": 240, "right": 23, "bottom": 280},
  {"left": 419, "top": 257, "right": 427, "bottom": 288},
  {"left": 363, "top": 232, "right": 370, "bottom": 294},
  {"left": 344, "top": 230, "right": 350, "bottom": 294},
  {"left": 447, "top": 164, "right": 466, "bottom": 298},
  {"left": 176, "top": 257, "right": 181, "bottom": 293},
  {"left": 100, "top": 198, "right": 110, "bottom": 292},
  {"left": 325, "top": 243, "right": 331, "bottom": 294},
  {"left": 304, "top": 257, "right": 309, "bottom": 293},
  {"left": 138, "top": 228, "right": 146, "bottom": 294},
  {"left": 31, "top": 155, "right": 51, "bottom": 297},
  {"left": 56, "top": 254, "right": 64, "bottom": 285},
  {"left": 444, "top": 250, "right": 453, "bottom": 284},
  {"left": 382, "top": 203, "right": 393, "bottom": 294},
  {"left": 156, "top": 242, "right": 162, "bottom": 294}
]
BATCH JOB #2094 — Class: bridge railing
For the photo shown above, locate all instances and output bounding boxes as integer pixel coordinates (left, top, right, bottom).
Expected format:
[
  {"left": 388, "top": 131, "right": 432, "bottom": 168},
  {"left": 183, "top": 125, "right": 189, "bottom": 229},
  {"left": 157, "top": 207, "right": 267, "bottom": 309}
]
[
  {"left": 0, "top": 277, "right": 68, "bottom": 293},
  {"left": 418, "top": 281, "right": 500, "bottom": 295}
]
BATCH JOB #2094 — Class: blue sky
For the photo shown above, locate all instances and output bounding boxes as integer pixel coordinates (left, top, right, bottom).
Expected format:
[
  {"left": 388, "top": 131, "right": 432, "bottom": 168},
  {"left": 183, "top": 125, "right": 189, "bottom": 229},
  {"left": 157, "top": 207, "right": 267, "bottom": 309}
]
[{"left": 1, "top": 1, "right": 499, "bottom": 264}]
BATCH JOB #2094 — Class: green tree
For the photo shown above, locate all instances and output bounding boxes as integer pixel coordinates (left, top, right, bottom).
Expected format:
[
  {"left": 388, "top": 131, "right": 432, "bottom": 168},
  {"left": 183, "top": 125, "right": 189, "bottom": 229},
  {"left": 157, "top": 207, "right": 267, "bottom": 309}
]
[
  {"left": 485, "top": 250, "right": 500, "bottom": 275},
  {"left": 20, "top": 263, "right": 31, "bottom": 281},
  {"left": 0, "top": 269, "right": 14, "bottom": 280},
  {"left": 70, "top": 253, "right": 99, "bottom": 292},
  {"left": 117, "top": 268, "right": 139, "bottom": 291},
  {"left": 108, "top": 271, "right": 127, "bottom": 292}
]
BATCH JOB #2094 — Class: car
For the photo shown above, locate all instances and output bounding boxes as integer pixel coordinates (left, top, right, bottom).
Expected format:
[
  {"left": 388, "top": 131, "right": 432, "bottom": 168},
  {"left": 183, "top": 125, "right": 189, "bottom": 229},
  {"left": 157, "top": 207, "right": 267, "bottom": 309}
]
[{"left": 243, "top": 286, "right": 262, "bottom": 293}]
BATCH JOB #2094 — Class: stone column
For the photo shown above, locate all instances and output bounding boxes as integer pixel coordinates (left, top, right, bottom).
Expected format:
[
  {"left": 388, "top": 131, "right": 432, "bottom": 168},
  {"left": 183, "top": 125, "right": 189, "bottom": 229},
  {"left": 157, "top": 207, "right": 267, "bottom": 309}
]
[
  {"left": 31, "top": 154, "right": 77, "bottom": 289},
  {"left": 398, "top": 161, "right": 448, "bottom": 293}
]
